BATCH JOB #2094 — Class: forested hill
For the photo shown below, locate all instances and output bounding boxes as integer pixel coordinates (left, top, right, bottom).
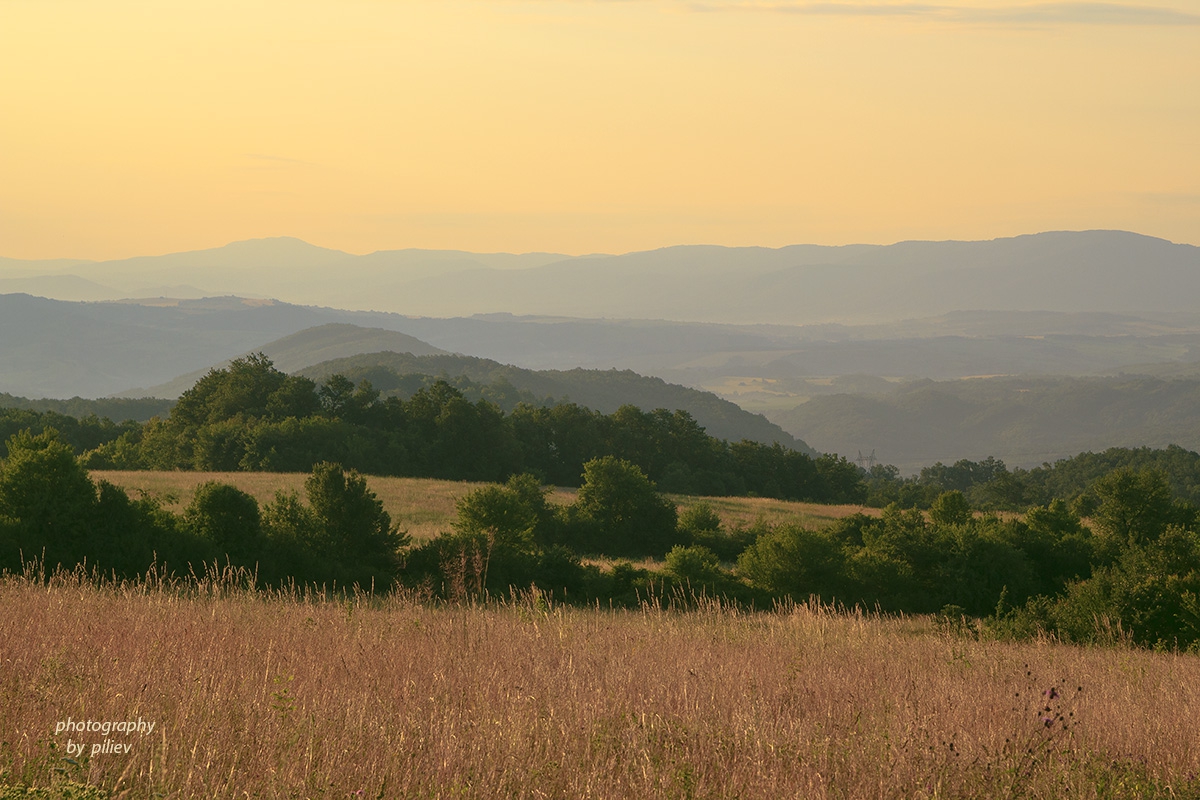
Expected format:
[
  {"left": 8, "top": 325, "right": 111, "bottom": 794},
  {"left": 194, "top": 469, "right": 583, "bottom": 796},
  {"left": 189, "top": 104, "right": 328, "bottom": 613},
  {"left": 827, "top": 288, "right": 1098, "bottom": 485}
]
[
  {"left": 70, "top": 354, "right": 857, "bottom": 501},
  {"left": 296, "top": 351, "right": 811, "bottom": 453},
  {"left": 0, "top": 393, "right": 170, "bottom": 423},
  {"left": 132, "top": 323, "right": 448, "bottom": 399},
  {"left": 776, "top": 374, "right": 1200, "bottom": 471}
]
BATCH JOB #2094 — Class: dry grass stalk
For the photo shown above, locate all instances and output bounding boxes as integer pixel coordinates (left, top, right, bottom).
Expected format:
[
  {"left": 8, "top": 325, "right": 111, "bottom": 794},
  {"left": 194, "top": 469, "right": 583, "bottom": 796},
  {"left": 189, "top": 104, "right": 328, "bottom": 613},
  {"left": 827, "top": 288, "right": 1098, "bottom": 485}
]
[{"left": 3, "top": 571, "right": 1199, "bottom": 798}]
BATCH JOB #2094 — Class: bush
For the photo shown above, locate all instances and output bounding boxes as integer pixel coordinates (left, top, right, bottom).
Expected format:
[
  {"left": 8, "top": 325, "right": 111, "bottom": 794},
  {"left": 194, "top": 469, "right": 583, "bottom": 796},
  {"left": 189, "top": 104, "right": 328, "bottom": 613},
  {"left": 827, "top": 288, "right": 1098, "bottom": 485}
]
[
  {"left": 304, "top": 462, "right": 408, "bottom": 586},
  {"left": 0, "top": 429, "right": 96, "bottom": 569},
  {"left": 535, "top": 545, "right": 588, "bottom": 599},
  {"left": 665, "top": 544, "right": 723, "bottom": 586},
  {"left": 184, "top": 482, "right": 263, "bottom": 564},
  {"left": 930, "top": 490, "right": 972, "bottom": 526},
  {"left": 572, "top": 456, "right": 680, "bottom": 557},
  {"left": 737, "top": 524, "right": 846, "bottom": 602},
  {"left": 403, "top": 530, "right": 538, "bottom": 600},
  {"left": 454, "top": 473, "right": 554, "bottom": 550}
]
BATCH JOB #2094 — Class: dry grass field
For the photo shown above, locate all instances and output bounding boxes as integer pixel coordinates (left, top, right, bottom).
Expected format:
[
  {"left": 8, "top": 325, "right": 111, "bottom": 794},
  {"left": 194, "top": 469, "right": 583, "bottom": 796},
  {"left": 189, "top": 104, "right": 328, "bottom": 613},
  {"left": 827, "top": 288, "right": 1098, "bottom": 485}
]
[
  {"left": 89, "top": 471, "right": 879, "bottom": 542},
  {"left": 2, "top": 573, "right": 1199, "bottom": 799}
]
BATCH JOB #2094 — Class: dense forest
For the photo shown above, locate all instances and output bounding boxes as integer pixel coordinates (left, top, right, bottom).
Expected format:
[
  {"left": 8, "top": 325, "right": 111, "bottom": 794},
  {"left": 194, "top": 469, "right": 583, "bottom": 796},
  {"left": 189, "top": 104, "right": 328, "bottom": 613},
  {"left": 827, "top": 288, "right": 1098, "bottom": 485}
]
[
  {"left": 3, "top": 353, "right": 1200, "bottom": 651},
  {"left": 297, "top": 349, "right": 811, "bottom": 451},
  {"left": 33, "top": 354, "right": 862, "bottom": 503}
]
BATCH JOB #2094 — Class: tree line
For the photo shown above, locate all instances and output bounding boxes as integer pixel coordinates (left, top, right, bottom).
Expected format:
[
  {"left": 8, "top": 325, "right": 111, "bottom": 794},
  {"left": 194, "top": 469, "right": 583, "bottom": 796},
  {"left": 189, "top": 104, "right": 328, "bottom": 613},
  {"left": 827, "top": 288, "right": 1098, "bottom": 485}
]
[
  {"left": 862, "top": 445, "right": 1200, "bottom": 512},
  {"left": 3, "top": 423, "right": 1199, "bottom": 650},
  {"left": 74, "top": 354, "right": 864, "bottom": 504},
  {"left": 5, "top": 353, "right": 1200, "bottom": 650}
]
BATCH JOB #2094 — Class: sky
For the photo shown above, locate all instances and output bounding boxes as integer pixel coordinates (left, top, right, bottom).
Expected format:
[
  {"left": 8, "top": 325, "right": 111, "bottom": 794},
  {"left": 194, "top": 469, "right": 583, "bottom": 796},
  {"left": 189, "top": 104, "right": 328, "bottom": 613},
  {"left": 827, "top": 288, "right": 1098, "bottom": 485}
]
[{"left": 2, "top": 0, "right": 1198, "bottom": 260}]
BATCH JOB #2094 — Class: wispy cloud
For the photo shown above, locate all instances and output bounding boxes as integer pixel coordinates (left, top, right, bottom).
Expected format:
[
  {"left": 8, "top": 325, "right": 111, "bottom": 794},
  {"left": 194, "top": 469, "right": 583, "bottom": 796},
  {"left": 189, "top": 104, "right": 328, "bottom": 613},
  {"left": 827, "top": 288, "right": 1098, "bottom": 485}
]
[{"left": 685, "top": 0, "right": 1200, "bottom": 25}]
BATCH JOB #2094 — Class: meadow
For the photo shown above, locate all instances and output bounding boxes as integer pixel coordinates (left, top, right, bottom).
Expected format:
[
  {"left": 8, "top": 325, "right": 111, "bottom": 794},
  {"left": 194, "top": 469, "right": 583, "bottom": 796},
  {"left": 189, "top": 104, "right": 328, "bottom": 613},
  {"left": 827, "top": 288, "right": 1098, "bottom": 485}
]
[
  {"left": 88, "top": 471, "right": 879, "bottom": 543},
  {"left": 2, "top": 570, "right": 1199, "bottom": 799}
]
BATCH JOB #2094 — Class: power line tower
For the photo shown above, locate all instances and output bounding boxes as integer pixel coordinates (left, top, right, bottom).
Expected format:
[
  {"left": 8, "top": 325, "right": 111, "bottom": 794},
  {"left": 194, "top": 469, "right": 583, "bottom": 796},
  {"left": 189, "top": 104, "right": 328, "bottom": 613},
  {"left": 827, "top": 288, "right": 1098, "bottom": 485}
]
[{"left": 855, "top": 449, "right": 877, "bottom": 470}]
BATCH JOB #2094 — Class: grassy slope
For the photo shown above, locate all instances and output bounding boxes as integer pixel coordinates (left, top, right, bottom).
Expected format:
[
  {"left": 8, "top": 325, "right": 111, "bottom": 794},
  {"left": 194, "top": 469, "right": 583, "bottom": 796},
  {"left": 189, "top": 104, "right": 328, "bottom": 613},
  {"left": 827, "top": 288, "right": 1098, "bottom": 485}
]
[
  {"left": 1, "top": 578, "right": 1197, "bottom": 798},
  {"left": 89, "top": 470, "right": 878, "bottom": 543}
]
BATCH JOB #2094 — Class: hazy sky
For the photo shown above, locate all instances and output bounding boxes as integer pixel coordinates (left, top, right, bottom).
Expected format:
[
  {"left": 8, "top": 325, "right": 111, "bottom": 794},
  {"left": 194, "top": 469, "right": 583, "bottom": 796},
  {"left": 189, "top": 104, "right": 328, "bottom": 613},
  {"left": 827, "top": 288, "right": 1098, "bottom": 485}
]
[{"left": 2, "top": 0, "right": 1198, "bottom": 259}]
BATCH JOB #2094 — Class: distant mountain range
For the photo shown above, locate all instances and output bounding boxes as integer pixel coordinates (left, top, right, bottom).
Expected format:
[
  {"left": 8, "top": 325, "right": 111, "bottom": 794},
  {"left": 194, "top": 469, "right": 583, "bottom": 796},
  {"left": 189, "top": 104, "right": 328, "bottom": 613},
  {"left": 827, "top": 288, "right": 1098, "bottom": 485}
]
[
  {"left": 5, "top": 230, "right": 1198, "bottom": 324},
  {"left": 6, "top": 229, "right": 1200, "bottom": 470},
  {"left": 0, "top": 294, "right": 351, "bottom": 398}
]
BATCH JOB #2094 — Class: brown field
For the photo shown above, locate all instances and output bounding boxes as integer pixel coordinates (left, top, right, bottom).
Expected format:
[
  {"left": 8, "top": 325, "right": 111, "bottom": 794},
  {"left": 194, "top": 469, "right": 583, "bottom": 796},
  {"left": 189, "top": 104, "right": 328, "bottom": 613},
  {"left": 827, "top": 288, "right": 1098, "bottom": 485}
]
[
  {"left": 89, "top": 471, "right": 879, "bottom": 542},
  {"left": 1, "top": 574, "right": 1198, "bottom": 799},
  {"left": 670, "top": 493, "right": 881, "bottom": 530}
]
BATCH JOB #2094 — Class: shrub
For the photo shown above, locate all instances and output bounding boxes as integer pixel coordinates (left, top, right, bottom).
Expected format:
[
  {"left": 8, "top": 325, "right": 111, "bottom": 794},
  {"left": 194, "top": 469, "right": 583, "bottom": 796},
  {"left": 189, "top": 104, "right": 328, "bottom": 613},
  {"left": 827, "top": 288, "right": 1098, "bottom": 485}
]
[
  {"left": 737, "top": 524, "right": 846, "bottom": 602},
  {"left": 930, "top": 490, "right": 972, "bottom": 526},
  {"left": 454, "top": 473, "right": 554, "bottom": 550},
  {"left": 304, "top": 462, "right": 408, "bottom": 586},
  {"left": 572, "top": 456, "right": 680, "bottom": 557},
  {"left": 665, "top": 544, "right": 723, "bottom": 586},
  {"left": 0, "top": 429, "right": 96, "bottom": 568},
  {"left": 184, "top": 482, "right": 263, "bottom": 563}
]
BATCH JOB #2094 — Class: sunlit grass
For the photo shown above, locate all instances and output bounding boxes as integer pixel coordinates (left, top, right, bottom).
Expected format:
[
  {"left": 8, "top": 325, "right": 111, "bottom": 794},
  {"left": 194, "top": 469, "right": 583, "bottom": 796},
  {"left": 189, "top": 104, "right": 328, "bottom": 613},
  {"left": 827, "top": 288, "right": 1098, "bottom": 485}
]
[
  {"left": 672, "top": 493, "right": 880, "bottom": 530},
  {"left": 2, "top": 572, "right": 1198, "bottom": 799}
]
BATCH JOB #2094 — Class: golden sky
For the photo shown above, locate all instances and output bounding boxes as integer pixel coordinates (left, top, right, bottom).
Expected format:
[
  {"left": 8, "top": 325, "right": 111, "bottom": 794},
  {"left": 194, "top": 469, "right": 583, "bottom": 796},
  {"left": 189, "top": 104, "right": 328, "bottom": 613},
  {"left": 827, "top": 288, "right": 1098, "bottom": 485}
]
[{"left": 2, "top": 0, "right": 1198, "bottom": 259}]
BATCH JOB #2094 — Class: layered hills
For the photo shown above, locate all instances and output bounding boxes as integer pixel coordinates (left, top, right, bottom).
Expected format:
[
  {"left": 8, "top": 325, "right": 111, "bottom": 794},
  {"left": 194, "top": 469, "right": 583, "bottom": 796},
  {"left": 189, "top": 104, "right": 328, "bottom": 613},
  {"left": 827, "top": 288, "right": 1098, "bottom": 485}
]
[
  {"left": 773, "top": 374, "right": 1200, "bottom": 472},
  {"left": 6, "top": 229, "right": 1200, "bottom": 470},
  {"left": 7, "top": 231, "right": 1198, "bottom": 324}
]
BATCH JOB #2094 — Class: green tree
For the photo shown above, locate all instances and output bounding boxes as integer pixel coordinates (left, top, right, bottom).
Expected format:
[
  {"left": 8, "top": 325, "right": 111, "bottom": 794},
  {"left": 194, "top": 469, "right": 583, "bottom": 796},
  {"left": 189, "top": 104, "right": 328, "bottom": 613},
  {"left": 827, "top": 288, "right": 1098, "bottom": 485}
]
[
  {"left": 183, "top": 482, "right": 264, "bottom": 563},
  {"left": 1092, "top": 468, "right": 1176, "bottom": 546},
  {"left": 665, "top": 544, "right": 723, "bottom": 586},
  {"left": 266, "top": 375, "right": 321, "bottom": 420},
  {"left": 678, "top": 502, "right": 722, "bottom": 542},
  {"left": 454, "top": 473, "right": 554, "bottom": 551},
  {"left": 1007, "top": 499, "right": 1094, "bottom": 595},
  {"left": 171, "top": 353, "right": 290, "bottom": 426},
  {"left": 0, "top": 428, "right": 95, "bottom": 568},
  {"left": 304, "top": 462, "right": 408, "bottom": 584},
  {"left": 930, "top": 490, "right": 972, "bottom": 526},
  {"left": 737, "top": 523, "right": 846, "bottom": 602},
  {"left": 571, "top": 456, "right": 679, "bottom": 557}
]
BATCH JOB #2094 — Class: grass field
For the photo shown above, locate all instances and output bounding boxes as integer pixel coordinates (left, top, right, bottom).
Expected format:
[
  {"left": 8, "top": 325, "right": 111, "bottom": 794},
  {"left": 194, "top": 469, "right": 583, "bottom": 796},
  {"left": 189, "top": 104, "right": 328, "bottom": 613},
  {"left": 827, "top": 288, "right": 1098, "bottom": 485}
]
[
  {"left": 1, "top": 574, "right": 1198, "bottom": 799},
  {"left": 89, "top": 470, "right": 880, "bottom": 542}
]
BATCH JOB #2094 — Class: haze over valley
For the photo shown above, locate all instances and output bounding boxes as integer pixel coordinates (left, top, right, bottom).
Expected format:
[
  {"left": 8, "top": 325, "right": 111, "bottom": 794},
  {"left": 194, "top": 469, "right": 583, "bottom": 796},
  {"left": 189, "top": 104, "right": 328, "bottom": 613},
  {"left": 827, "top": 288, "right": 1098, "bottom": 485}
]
[{"left": 4, "top": 230, "right": 1200, "bottom": 471}]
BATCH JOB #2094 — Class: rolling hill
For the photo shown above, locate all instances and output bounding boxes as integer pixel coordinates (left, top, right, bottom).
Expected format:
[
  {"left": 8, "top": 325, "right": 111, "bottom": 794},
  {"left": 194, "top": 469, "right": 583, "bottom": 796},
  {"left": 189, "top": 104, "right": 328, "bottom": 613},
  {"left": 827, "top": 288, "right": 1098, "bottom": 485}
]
[
  {"left": 295, "top": 350, "right": 812, "bottom": 451},
  {"left": 129, "top": 323, "right": 447, "bottom": 398},
  {"left": 774, "top": 374, "right": 1200, "bottom": 472}
]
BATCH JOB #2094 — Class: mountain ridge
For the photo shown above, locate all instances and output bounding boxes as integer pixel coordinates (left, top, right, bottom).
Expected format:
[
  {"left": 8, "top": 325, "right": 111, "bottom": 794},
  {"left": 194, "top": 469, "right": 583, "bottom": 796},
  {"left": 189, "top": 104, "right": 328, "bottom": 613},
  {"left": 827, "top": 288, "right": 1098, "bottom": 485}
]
[{"left": 6, "top": 230, "right": 1196, "bottom": 324}]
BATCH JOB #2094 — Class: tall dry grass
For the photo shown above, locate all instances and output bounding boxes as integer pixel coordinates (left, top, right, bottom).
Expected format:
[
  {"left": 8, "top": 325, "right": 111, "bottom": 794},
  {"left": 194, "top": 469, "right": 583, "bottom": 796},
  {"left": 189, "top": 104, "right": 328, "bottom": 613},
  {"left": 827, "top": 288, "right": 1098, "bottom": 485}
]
[{"left": 4, "top": 570, "right": 1200, "bottom": 799}]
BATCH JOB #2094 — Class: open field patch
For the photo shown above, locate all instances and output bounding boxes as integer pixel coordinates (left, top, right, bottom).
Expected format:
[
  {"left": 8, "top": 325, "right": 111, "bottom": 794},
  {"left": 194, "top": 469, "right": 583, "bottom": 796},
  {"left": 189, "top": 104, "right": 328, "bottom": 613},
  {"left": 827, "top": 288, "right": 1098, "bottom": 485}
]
[{"left": 89, "top": 471, "right": 877, "bottom": 542}]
